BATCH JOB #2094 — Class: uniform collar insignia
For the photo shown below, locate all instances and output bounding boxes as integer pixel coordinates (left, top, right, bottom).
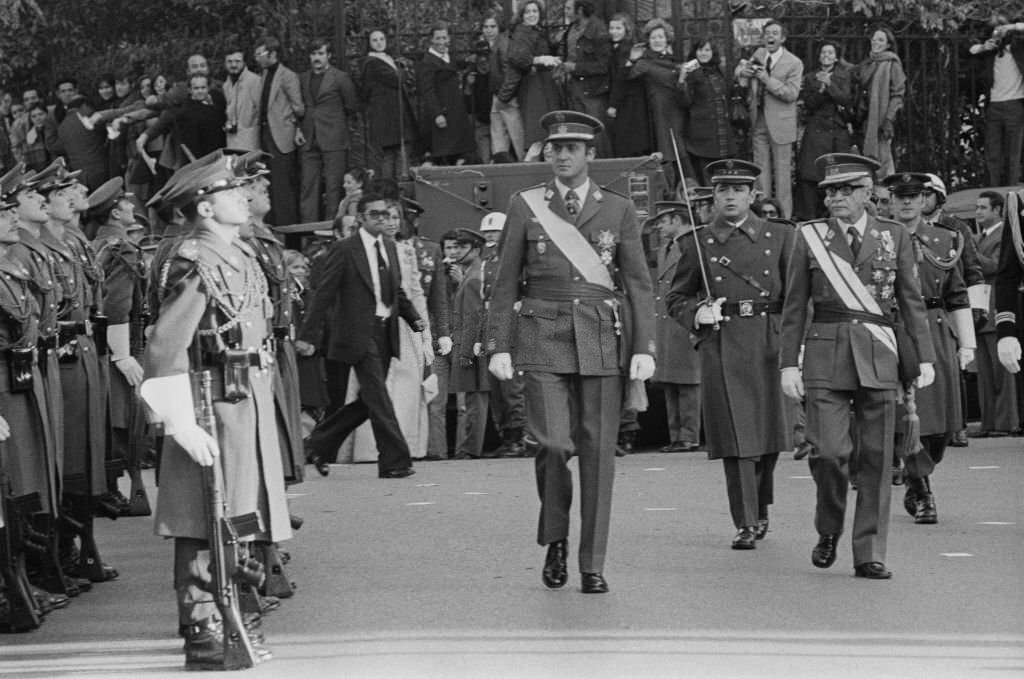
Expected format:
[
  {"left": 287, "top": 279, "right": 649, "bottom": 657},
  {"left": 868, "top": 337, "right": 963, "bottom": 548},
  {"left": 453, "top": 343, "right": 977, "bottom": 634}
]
[{"left": 593, "top": 189, "right": 603, "bottom": 201}]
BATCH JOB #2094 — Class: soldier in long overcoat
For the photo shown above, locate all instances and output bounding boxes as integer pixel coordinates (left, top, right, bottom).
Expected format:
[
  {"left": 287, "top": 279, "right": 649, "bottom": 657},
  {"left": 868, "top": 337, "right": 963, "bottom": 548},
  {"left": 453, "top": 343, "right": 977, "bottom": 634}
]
[
  {"left": 140, "top": 155, "right": 290, "bottom": 668},
  {"left": 666, "top": 159, "right": 792, "bottom": 549},
  {"left": 882, "top": 172, "right": 976, "bottom": 525}
]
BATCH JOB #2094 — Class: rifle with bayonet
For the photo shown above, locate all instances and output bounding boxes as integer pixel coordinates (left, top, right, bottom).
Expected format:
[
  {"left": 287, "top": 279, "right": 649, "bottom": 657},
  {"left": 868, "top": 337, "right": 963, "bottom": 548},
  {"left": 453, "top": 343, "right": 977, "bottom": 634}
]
[{"left": 192, "top": 369, "right": 265, "bottom": 670}]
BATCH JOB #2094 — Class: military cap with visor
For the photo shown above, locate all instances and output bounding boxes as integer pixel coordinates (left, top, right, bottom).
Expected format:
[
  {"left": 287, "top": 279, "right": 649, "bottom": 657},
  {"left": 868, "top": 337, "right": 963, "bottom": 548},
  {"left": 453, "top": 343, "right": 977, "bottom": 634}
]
[
  {"left": 881, "top": 172, "right": 932, "bottom": 197},
  {"left": 705, "top": 158, "right": 761, "bottom": 185},
  {"left": 479, "top": 212, "right": 507, "bottom": 232},
  {"left": 540, "top": 110, "right": 605, "bottom": 142},
  {"left": 815, "top": 153, "right": 881, "bottom": 188}
]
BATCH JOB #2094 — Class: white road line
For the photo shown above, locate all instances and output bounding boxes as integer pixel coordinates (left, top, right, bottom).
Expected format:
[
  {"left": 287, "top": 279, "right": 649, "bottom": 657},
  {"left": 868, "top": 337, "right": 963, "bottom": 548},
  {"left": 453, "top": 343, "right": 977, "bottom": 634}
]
[
  {"left": 406, "top": 501, "right": 435, "bottom": 506},
  {"left": 415, "top": 483, "right": 438, "bottom": 487},
  {"left": 789, "top": 475, "right": 812, "bottom": 479},
  {"left": 940, "top": 552, "right": 974, "bottom": 557},
  {"left": 977, "top": 521, "right": 1016, "bottom": 525},
  {"left": 969, "top": 465, "right": 1000, "bottom": 470},
  {"left": 644, "top": 507, "right": 678, "bottom": 511},
  {"left": 464, "top": 492, "right": 488, "bottom": 495},
  {"left": 643, "top": 468, "right": 666, "bottom": 471}
]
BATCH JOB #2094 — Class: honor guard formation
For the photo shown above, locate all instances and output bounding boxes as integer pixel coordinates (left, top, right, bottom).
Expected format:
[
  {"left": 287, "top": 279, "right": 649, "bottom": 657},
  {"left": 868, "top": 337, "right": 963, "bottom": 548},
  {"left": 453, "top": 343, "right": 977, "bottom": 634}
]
[{"left": 1, "top": 11, "right": 1023, "bottom": 673}]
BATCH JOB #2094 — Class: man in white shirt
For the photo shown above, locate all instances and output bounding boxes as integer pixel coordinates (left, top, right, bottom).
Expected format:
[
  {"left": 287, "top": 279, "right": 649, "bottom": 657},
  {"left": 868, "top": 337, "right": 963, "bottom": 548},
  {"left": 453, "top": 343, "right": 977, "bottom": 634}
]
[{"left": 976, "top": 19, "right": 1024, "bottom": 185}]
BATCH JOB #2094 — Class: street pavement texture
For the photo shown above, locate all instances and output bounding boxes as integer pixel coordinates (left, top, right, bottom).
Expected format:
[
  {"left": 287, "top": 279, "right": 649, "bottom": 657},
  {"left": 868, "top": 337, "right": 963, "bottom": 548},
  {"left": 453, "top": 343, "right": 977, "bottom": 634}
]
[{"left": 1, "top": 438, "right": 1022, "bottom": 678}]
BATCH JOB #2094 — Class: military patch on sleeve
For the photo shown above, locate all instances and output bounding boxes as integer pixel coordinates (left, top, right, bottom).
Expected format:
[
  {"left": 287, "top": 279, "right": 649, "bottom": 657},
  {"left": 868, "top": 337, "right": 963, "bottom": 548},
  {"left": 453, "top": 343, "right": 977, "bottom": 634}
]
[{"left": 647, "top": 340, "right": 656, "bottom": 354}]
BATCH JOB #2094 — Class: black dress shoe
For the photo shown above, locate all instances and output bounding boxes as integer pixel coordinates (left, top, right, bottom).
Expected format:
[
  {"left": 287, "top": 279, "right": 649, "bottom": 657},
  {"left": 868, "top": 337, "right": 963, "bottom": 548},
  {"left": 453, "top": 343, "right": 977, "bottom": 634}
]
[
  {"left": 580, "top": 572, "right": 609, "bottom": 593},
  {"left": 755, "top": 517, "right": 769, "bottom": 540},
  {"left": 379, "top": 468, "right": 415, "bottom": 479},
  {"left": 854, "top": 561, "right": 892, "bottom": 579},
  {"left": 811, "top": 533, "right": 840, "bottom": 568},
  {"left": 422, "top": 453, "right": 444, "bottom": 461},
  {"left": 314, "top": 459, "right": 330, "bottom": 476},
  {"left": 914, "top": 494, "right": 937, "bottom": 524},
  {"left": 541, "top": 540, "right": 568, "bottom": 589},
  {"left": 731, "top": 527, "right": 757, "bottom": 550}
]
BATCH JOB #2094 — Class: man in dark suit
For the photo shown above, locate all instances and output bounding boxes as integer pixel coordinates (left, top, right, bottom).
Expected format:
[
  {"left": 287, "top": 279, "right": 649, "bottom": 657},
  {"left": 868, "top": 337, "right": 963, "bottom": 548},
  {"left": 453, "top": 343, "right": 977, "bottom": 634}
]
[
  {"left": 487, "top": 111, "right": 656, "bottom": 594},
  {"left": 296, "top": 192, "right": 425, "bottom": 479},
  {"left": 255, "top": 36, "right": 305, "bottom": 226},
  {"left": 50, "top": 96, "right": 109, "bottom": 190},
  {"left": 298, "top": 39, "right": 360, "bottom": 222},
  {"left": 780, "top": 153, "right": 936, "bottom": 580}
]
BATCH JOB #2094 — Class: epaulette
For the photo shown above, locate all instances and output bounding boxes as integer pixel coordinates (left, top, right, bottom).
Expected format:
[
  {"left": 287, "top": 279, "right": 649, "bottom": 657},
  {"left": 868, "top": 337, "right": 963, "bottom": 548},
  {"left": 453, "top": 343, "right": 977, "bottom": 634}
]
[
  {"left": 597, "top": 185, "right": 629, "bottom": 199},
  {"left": 176, "top": 238, "right": 200, "bottom": 262},
  {"left": 873, "top": 216, "right": 903, "bottom": 228}
]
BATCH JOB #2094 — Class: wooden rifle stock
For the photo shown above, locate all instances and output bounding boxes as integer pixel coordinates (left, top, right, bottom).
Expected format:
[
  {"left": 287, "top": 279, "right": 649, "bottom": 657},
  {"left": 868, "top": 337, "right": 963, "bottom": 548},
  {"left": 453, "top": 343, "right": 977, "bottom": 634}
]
[
  {"left": 0, "top": 467, "right": 43, "bottom": 631},
  {"left": 192, "top": 370, "right": 261, "bottom": 670}
]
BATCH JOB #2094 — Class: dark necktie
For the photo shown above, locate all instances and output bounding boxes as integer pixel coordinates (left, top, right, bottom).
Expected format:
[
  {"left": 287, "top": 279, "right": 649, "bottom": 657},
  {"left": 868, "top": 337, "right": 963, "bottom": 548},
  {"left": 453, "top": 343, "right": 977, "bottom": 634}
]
[
  {"left": 765, "top": 54, "right": 773, "bottom": 76},
  {"left": 565, "top": 189, "right": 580, "bottom": 218},
  {"left": 375, "top": 240, "right": 394, "bottom": 306},
  {"left": 847, "top": 226, "right": 861, "bottom": 259}
]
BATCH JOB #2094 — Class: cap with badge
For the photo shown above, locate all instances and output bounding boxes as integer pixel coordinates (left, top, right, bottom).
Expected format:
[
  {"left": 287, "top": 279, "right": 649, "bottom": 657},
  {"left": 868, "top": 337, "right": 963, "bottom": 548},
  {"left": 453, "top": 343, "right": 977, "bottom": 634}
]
[
  {"left": 88, "top": 177, "right": 144, "bottom": 231},
  {"left": 815, "top": 153, "right": 881, "bottom": 188},
  {"left": 540, "top": 110, "right": 605, "bottom": 142},
  {"left": 642, "top": 200, "right": 694, "bottom": 228},
  {"left": 705, "top": 158, "right": 761, "bottom": 185},
  {"left": 150, "top": 152, "right": 251, "bottom": 210},
  {"left": 479, "top": 212, "right": 507, "bottom": 232},
  {"left": 881, "top": 172, "right": 931, "bottom": 197},
  {"left": 0, "top": 163, "right": 26, "bottom": 210},
  {"left": 30, "top": 158, "right": 82, "bottom": 194},
  {"left": 454, "top": 227, "right": 486, "bottom": 247}
]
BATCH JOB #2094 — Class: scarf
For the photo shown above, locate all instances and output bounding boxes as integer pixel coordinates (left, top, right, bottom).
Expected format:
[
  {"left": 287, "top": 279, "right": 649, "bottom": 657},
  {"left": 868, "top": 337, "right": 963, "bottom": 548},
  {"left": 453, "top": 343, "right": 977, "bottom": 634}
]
[
  {"left": 862, "top": 50, "right": 898, "bottom": 159},
  {"left": 369, "top": 51, "right": 397, "bottom": 71}
]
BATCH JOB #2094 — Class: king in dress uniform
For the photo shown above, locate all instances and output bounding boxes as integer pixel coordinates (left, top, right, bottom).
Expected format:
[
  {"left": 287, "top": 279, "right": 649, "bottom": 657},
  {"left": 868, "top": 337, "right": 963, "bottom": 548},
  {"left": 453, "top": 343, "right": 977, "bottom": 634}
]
[
  {"left": 780, "top": 154, "right": 936, "bottom": 580},
  {"left": 486, "top": 111, "right": 656, "bottom": 594},
  {"left": 665, "top": 160, "right": 793, "bottom": 550},
  {"left": 139, "top": 155, "right": 291, "bottom": 669}
]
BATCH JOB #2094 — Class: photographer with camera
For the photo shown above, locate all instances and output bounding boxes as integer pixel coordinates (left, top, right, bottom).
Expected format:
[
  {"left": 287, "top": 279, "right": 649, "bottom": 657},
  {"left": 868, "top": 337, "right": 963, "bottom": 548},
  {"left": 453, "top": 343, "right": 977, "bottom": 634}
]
[{"left": 972, "top": 16, "right": 1024, "bottom": 186}]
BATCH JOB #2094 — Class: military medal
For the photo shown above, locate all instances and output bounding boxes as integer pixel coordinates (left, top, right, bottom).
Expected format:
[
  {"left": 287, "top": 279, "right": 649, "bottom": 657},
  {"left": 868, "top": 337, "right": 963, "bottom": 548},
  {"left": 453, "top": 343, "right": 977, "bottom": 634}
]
[{"left": 537, "top": 241, "right": 546, "bottom": 254}]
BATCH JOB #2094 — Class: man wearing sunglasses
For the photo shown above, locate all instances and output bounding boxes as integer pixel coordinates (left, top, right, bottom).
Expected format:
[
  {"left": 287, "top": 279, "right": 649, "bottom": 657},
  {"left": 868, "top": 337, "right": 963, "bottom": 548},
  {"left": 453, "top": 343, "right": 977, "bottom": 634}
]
[
  {"left": 780, "top": 153, "right": 935, "bottom": 580},
  {"left": 296, "top": 194, "right": 426, "bottom": 479}
]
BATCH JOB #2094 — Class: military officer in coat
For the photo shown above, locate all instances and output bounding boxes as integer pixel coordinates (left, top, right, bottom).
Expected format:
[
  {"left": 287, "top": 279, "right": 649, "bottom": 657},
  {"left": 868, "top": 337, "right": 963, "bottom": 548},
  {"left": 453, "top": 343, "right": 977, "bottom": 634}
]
[
  {"left": 780, "top": 153, "right": 936, "bottom": 580},
  {"left": 994, "top": 189, "right": 1024, "bottom": 376},
  {"left": 140, "top": 155, "right": 290, "bottom": 669},
  {"left": 882, "top": 172, "right": 976, "bottom": 525},
  {"left": 487, "top": 111, "right": 656, "bottom": 594},
  {"left": 648, "top": 200, "right": 703, "bottom": 453},
  {"left": 665, "top": 160, "right": 792, "bottom": 550}
]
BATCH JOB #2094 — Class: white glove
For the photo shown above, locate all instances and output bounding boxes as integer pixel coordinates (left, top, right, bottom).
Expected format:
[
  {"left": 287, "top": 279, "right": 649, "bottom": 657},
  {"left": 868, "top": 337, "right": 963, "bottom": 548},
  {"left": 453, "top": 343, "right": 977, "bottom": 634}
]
[
  {"left": 489, "top": 352, "right": 514, "bottom": 380},
  {"left": 998, "top": 336, "right": 1022, "bottom": 374},
  {"left": 0, "top": 414, "right": 10, "bottom": 442},
  {"left": 437, "top": 336, "right": 453, "bottom": 356},
  {"left": 916, "top": 363, "right": 935, "bottom": 389},
  {"left": 957, "top": 347, "right": 975, "bottom": 371},
  {"left": 629, "top": 354, "right": 655, "bottom": 381},
  {"left": 694, "top": 297, "right": 725, "bottom": 327},
  {"left": 781, "top": 366, "right": 804, "bottom": 400},
  {"left": 114, "top": 357, "right": 145, "bottom": 387},
  {"left": 172, "top": 423, "right": 221, "bottom": 467},
  {"left": 472, "top": 342, "right": 482, "bottom": 357}
]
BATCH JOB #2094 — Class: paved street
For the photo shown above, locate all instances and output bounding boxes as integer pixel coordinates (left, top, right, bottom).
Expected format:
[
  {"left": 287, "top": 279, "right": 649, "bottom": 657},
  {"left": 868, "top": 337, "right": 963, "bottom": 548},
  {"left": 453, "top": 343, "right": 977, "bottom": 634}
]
[{"left": 1, "top": 437, "right": 1022, "bottom": 678}]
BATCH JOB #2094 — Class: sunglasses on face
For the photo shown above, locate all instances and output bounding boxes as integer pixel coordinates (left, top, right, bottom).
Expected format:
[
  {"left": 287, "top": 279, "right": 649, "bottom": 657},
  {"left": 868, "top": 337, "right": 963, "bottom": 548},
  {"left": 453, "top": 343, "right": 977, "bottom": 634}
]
[
  {"left": 363, "top": 209, "right": 391, "bottom": 221},
  {"left": 824, "top": 183, "right": 870, "bottom": 197}
]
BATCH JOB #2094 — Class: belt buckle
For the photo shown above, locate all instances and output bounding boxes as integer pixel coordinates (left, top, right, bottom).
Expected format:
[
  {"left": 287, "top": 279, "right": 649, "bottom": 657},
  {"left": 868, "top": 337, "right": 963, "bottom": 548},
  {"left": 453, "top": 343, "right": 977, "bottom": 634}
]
[{"left": 738, "top": 299, "right": 754, "bottom": 317}]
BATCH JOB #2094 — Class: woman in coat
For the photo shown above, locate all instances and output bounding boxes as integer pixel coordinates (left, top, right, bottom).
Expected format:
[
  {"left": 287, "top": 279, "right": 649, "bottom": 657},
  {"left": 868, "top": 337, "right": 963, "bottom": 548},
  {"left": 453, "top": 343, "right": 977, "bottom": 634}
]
[
  {"left": 507, "top": 0, "right": 562, "bottom": 148},
  {"left": 854, "top": 26, "right": 905, "bottom": 178},
  {"left": 417, "top": 21, "right": 475, "bottom": 165},
  {"left": 795, "top": 42, "right": 854, "bottom": 220},
  {"left": 606, "top": 13, "right": 651, "bottom": 157},
  {"left": 629, "top": 18, "right": 689, "bottom": 187},
  {"left": 361, "top": 29, "right": 418, "bottom": 179},
  {"left": 677, "top": 38, "right": 735, "bottom": 184}
]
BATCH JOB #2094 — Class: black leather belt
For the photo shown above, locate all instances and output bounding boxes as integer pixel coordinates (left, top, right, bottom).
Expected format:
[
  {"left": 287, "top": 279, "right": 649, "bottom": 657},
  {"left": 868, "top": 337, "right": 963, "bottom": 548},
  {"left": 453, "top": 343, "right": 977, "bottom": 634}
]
[
  {"left": 198, "top": 349, "right": 262, "bottom": 367},
  {"left": 813, "top": 307, "right": 895, "bottom": 327},
  {"left": 57, "top": 320, "right": 90, "bottom": 337},
  {"left": 272, "top": 325, "right": 293, "bottom": 340},
  {"left": 924, "top": 297, "right": 945, "bottom": 310},
  {"left": 38, "top": 336, "right": 58, "bottom": 351},
  {"left": 721, "top": 299, "right": 783, "bottom": 317}
]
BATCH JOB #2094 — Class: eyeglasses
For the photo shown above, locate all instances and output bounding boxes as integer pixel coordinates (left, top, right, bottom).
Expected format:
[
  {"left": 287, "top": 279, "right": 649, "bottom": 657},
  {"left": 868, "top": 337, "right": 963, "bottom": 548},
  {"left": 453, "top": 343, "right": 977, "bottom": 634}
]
[
  {"left": 363, "top": 209, "right": 391, "bottom": 221},
  {"left": 824, "top": 183, "right": 870, "bottom": 197}
]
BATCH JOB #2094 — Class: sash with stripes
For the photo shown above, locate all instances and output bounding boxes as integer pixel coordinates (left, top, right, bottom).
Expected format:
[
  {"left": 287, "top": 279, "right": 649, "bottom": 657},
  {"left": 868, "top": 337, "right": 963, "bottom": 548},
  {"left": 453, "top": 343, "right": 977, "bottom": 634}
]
[
  {"left": 519, "top": 187, "right": 615, "bottom": 291},
  {"left": 800, "top": 221, "right": 898, "bottom": 356}
]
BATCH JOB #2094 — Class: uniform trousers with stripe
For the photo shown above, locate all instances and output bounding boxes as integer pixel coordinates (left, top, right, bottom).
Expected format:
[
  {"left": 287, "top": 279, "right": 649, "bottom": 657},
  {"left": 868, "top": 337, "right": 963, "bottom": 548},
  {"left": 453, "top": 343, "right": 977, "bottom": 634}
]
[{"left": 526, "top": 370, "right": 621, "bottom": 574}]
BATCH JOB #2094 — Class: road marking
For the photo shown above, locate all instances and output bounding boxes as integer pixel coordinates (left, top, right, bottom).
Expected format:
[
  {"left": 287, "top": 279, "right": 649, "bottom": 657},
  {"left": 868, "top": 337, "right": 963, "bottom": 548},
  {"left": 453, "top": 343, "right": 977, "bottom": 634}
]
[
  {"left": 969, "top": 465, "right": 1000, "bottom": 470},
  {"left": 940, "top": 552, "right": 973, "bottom": 557},
  {"left": 415, "top": 483, "right": 438, "bottom": 487},
  {"left": 464, "top": 492, "right": 488, "bottom": 495},
  {"left": 977, "top": 521, "right": 1016, "bottom": 526},
  {"left": 644, "top": 507, "right": 677, "bottom": 511},
  {"left": 286, "top": 492, "right": 308, "bottom": 498},
  {"left": 644, "top": 467, "right": 666, "bottom": 472},
  {"left": 789, "top": 475, "right": 812, "bottom": 479},
  {"left": 406, "top": 502, "right": 435, "bottom": 506}
]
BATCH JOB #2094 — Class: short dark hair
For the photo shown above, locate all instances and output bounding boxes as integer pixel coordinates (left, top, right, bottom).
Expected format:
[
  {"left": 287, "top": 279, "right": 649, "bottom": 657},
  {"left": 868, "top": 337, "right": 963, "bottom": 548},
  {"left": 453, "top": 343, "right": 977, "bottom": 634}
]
[
  {"left": 575, "top": 0, "right": 595, "bottom": 17},
  {"left": 818, "top": 40, "right": 843, "bottom": 61},
  {"left": 188, "top": 73, "right": 209, "bottom": 87},
  {"left": 366, "top": 177, "right": 400, "bottom": 200},
  {"left": 688, "top": 37, "right": 721, "bottom": 63},
  {"left": 309, "top": 37, "right": 333, "bottom": 54},
  {"left": 55, "top": 76, "right": 78, "bottom": 90},
  {"left": 429, "top": 20, "right": 451, "bottom": 38},
  {"left": 481, "top": 9, "right": 504, "bottom": 31},
  {"left": 357, "top": 192, "right": 387, "bottom": 214},
  {"left": 763, "top": 19, "right": 786, "bottom": 37},
  {"left": 979, "top": 190, "right": 1004, "bottom": 212},
  {"left": 255, "top": 36, "right": 282, "bottom": 55},
  {"left": 97, "top": 73, "right": 116, "bottom": 89}
]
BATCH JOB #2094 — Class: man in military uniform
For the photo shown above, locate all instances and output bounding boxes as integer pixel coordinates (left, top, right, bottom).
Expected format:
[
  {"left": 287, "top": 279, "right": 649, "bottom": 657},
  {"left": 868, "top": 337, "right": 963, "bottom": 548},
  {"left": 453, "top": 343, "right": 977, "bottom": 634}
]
[
  {"left": 487, "top": 111, "right": 655, "bottom": 594},
  {"left": 994, "top": 190, "right": 1024, "bottom": 378},
  {"left": 140, "top": 154, "right": 291, "bottom": 669},
  {"left": 480, "top": 211, "right": 527, "bottom": 457},
  {"left": 649, "top": 199, "right": 703, "bottom": 454},
  {"left": 88, "top": 177, "right": 151, "bottom": 516},
  {"left": 882, "top": 172, "right": 976, "bottom": 525},
  {"left": 666, "top": 160, "right": 792, "bottom": 549},
  {"left": 780, "top": 153, "right": 935, "bottom": 580}
]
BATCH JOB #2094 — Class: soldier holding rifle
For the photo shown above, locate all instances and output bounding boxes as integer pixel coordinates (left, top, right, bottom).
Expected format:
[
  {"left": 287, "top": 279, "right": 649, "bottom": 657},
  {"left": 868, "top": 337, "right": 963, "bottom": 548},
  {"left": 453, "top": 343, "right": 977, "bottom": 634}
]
[{"left": 140, "top": 154, "right": 291, "bottom": 670}]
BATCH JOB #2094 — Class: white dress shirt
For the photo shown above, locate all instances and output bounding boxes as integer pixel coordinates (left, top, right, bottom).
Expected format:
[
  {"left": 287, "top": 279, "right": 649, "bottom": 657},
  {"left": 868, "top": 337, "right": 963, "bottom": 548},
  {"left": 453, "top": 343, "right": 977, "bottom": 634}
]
[
  {"left": 555, "top": 178, "right": 590, "bottom": 213},
  {"left": 359, "top": 227, "right": 392, "bottom": 318},
  {"left": 841, "top": 210, "right": 869, "bottom": 243}
]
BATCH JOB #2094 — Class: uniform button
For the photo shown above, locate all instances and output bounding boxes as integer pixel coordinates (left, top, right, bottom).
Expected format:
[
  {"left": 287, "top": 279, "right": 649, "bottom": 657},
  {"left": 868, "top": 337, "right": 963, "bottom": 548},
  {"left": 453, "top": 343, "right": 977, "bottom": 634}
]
[
  {"left": 723, "top": 315, "right": 731, "bottom": 322},
  {"left": 573, "top": 276, "right": 580, "bottom": 281},
  {"left": 655, "top": 296, "right": 661, "bottom": 301},
  {"left": 573, "top": 298, "right": 580, "bottom": 305},
  {"left": 852, "top": 319, "right": 859, "bottom": 324},
  {"left": 766, "top": 232, "right": 772, "bottom": 238},
  {"left": 764, "top": 249, "right": 771, "bottom": 256},
  {"left": 855, "top": 267, "right": 861, "bottom": 273},
  {"left": 714, "top": 276, "right": 722, "bottom": 282},
  {"left": 707, "top": 238, "right": 714, "bottom": 245},
  {"left": 764, "top": 270, "right": 770, "bottom": 276}
]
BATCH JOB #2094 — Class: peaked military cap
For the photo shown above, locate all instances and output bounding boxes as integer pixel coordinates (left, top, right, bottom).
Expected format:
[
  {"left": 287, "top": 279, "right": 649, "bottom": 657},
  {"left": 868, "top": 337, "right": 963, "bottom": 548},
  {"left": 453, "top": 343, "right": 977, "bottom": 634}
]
[
  {"left": 881, "top": 172, "right": 931, "bottom": 197},
  {"left": 705, "top": 158, "right": 761, "bottom": 185},
  {"left": 455, "top": 227, "right": 486, "bottom": 247},
  {"left": 87, "top": 177, "right": 127, "bottom": 213},
  {"left": 541, "top": 110, "right": 604, "bottom": 142},
  {"left": 152, "top": 151, "right": 249, "bottom": 210},
  {"left": 30, "top": 157, "right": 82, "bottom": 194},
  {"left": 816, "top": 153, "right": 881, "bottom": 188},
  {"left": 643, "top": 200, "right": 695, "bottom": 227},
  {"left": 0, "top": 163, "right": 27, "bottom": 209},
  {"left": 688, "top": 186, "right": 714, "bottom": 205}
]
